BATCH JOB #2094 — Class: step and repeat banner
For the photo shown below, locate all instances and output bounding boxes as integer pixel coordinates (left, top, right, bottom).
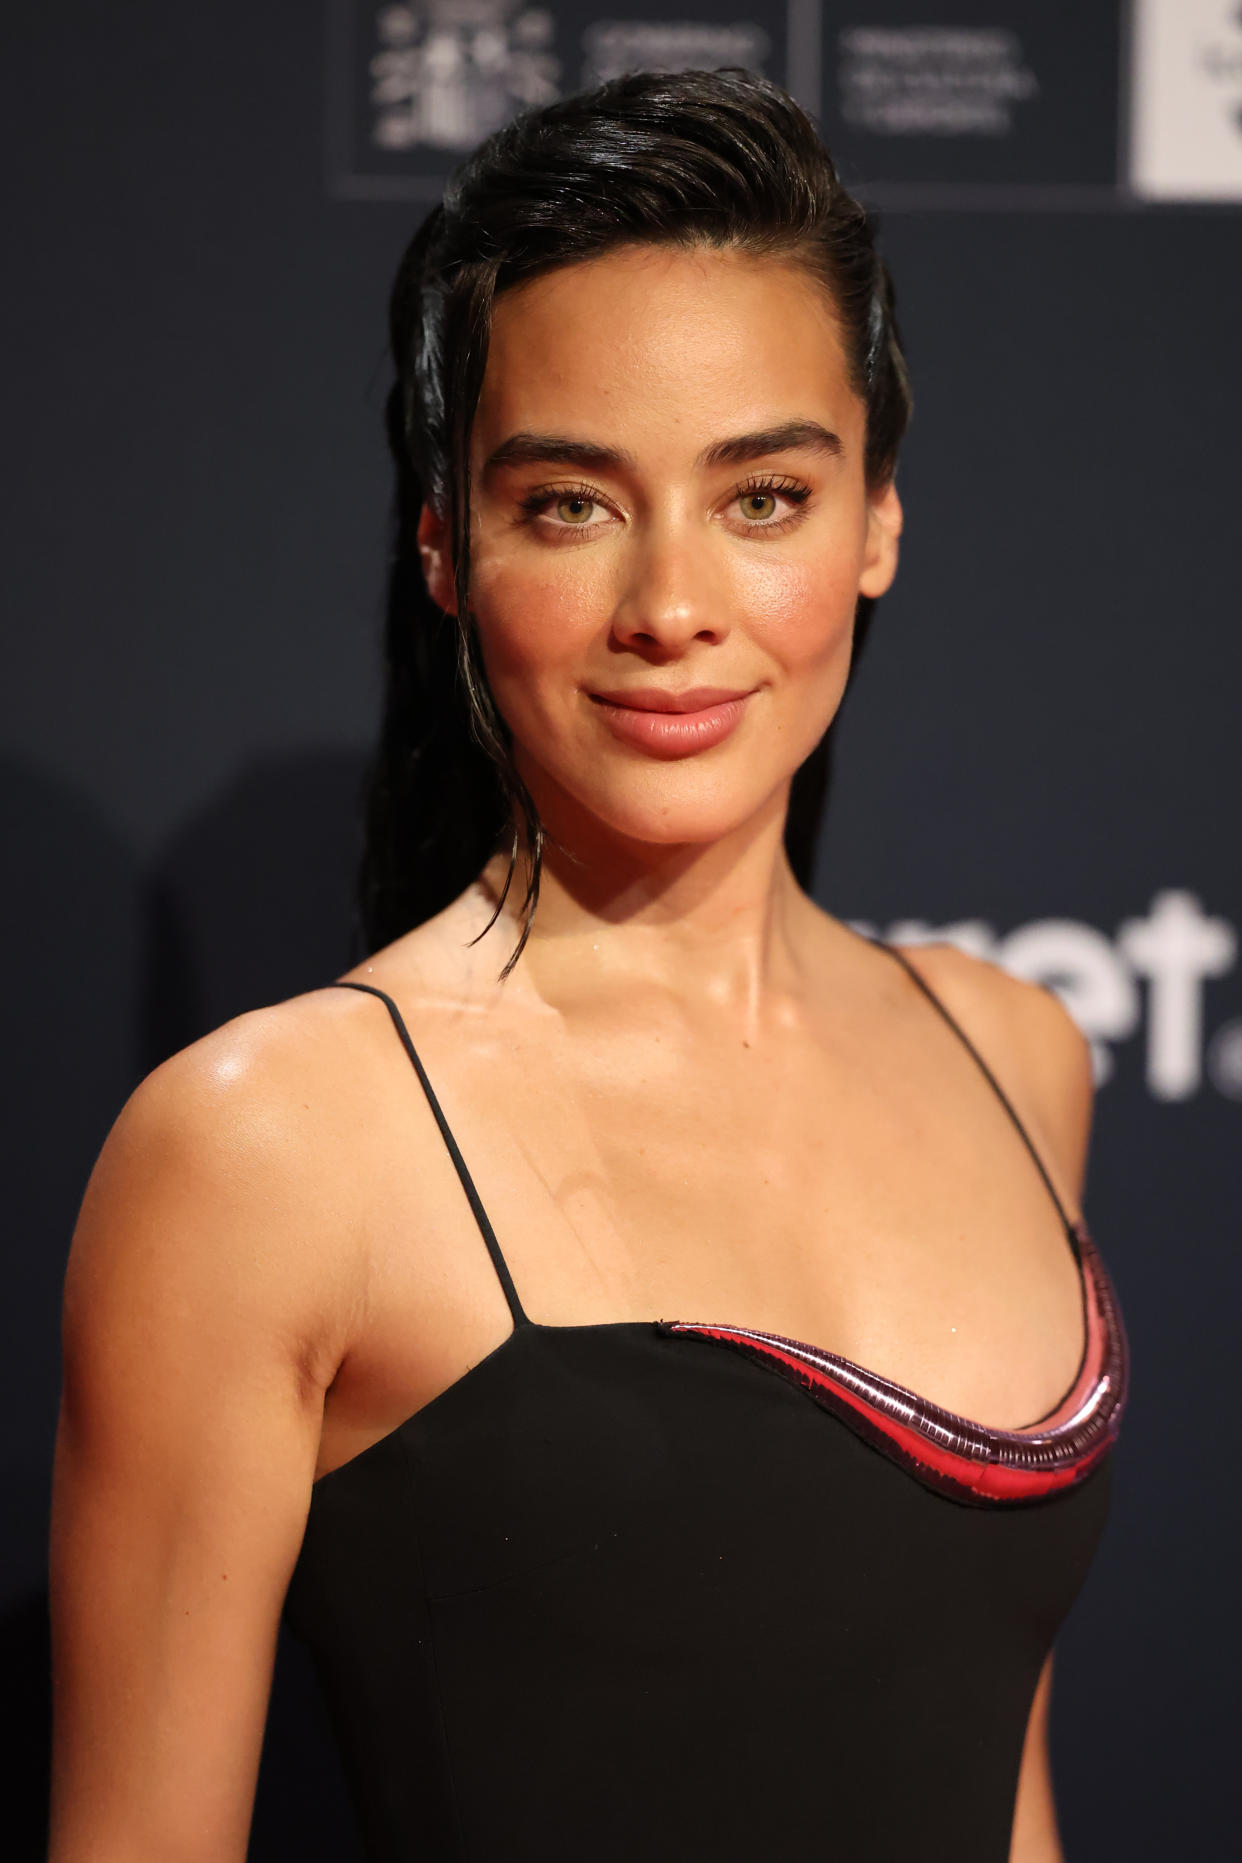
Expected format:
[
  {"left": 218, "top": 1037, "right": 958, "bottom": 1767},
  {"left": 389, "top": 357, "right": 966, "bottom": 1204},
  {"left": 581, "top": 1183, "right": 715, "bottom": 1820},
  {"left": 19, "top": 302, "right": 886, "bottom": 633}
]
[
  {"left": 331, "top": 0, "right": 1242, "bottom": 205},
  {"left": 3, "top": 3, "right": 1239, "bottom": 1858}
]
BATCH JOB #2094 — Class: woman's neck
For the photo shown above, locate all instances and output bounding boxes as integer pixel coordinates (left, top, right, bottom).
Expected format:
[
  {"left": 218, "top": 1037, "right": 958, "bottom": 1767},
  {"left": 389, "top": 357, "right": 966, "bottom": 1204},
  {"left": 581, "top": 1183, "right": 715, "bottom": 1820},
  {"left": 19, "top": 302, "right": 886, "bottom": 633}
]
[{"left": 470, "top": 784, "right": 824, "bottom": 1021}]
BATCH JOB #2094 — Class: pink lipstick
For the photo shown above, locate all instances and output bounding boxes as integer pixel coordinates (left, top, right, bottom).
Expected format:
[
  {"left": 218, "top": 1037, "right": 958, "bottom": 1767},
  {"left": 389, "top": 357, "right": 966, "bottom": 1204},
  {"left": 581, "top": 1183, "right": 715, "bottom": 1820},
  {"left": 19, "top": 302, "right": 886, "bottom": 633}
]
[{"left": 586, "top": 685, "right": 754, "bottom": 758}]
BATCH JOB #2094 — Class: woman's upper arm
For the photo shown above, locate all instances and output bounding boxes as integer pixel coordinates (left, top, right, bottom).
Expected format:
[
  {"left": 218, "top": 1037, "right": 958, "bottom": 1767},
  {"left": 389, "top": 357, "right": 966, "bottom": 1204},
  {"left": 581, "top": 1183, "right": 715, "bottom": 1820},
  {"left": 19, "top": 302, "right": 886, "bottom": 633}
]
[{"left": 49, "top": 1010, "right": 358, "bottom": 1862}]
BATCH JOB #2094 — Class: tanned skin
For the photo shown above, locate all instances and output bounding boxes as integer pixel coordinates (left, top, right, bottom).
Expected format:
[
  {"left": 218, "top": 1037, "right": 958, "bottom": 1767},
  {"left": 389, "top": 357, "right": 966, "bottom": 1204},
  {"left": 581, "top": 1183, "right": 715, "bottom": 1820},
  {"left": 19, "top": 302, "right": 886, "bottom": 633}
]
[{"left": 51, "top": 246, "right": 1089, "bottom": 1861}]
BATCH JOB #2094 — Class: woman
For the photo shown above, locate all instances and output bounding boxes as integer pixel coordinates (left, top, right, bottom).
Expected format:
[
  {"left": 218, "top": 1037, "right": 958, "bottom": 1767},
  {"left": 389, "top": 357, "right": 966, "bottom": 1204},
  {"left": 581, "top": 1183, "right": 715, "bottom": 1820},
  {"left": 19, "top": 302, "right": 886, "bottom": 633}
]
[{"left": 49, "top": 68, "right": 1126, "bottom": 1863}]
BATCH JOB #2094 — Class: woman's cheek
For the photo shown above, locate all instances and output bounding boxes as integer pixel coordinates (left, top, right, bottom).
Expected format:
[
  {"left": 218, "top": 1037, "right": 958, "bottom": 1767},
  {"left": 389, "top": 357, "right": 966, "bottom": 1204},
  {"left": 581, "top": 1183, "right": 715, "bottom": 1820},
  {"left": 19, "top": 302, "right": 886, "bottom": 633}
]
[
  {"left": 470, "top": 553, "right": 605, "bottom": 717},
  {"left": 737, "top": 548, "right": 858, "bottom": 677}
]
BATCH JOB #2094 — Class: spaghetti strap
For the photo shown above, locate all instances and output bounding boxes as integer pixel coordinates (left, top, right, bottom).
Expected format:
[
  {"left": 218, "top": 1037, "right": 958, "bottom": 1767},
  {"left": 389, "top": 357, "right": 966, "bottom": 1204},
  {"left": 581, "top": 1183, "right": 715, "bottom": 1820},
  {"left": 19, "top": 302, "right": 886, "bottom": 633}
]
[
  {"left": 867, "top": 936, "right": 1079, "bottom": 1242},
  {"left": 330, "top": 980, "right": 529, "bottom": 1327}
]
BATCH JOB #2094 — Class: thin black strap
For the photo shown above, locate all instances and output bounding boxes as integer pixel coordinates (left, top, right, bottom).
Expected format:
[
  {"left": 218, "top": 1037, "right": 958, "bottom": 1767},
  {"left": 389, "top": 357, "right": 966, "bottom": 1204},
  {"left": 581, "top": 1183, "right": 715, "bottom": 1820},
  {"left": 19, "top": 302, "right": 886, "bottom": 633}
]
[
  {"left": 330, "top": 980, "right": 529, "bottom": 1326},
  {"left": 867, "top": 936, "right": 1079, "bottom": 1240}
]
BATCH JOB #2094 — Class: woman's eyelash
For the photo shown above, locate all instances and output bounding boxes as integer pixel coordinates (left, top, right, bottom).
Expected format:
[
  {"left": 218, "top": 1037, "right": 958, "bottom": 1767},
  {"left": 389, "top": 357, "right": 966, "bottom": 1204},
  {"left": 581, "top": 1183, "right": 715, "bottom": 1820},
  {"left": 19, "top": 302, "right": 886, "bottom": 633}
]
[
  {"left": 515, "top": 474, "right": 813, "bottom": 528},
  {"left": 517, "top": 482, "right": 604, "bottom": 518},
  {"left": 730, "top": 475, "right": 814, "bottom": 535},
  {"left": 734, "top": 474, "right": 811, "bottom": 506}
]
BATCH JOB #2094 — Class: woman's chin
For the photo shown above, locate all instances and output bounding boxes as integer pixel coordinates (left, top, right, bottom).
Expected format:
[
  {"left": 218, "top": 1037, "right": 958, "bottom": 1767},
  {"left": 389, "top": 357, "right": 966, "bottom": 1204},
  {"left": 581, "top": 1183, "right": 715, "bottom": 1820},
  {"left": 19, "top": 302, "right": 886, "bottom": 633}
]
[
  {"left": 516, "top": 735, "right": 802, "bottom": 856},
  {"left": 551, "top": 781, "right": 785, "bottom": 856}
]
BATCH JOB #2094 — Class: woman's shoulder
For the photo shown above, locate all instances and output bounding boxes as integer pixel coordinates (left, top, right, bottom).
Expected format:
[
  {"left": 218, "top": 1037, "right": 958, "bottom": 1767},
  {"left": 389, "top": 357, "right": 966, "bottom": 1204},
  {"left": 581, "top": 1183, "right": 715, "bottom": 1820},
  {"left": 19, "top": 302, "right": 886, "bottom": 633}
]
[
  {"left": 102, "top": 910, "right": 481, "bottom": 1241},
  {"left": 118, "top": 888, "right": 501, "bottom": 1175},
  {"left": 883, "top": 937, "right": 1095, "bottom": 1211},
  {"left": 72, "top": 980, "right": 428, "bottom": 1395},
  {"left": 126, "top": 900, "right": 479, "bottom": 1134},
  {"left": 116, "top": 981, "right": 394, "bottom": 1180}
]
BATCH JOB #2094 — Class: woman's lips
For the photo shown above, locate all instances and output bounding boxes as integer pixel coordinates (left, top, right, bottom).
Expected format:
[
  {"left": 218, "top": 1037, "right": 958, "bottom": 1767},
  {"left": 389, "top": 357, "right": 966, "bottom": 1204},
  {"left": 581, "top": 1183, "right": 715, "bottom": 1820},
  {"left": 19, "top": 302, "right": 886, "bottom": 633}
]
[{"left": 586, "top": 685, "right": 754, "bottom": 759}]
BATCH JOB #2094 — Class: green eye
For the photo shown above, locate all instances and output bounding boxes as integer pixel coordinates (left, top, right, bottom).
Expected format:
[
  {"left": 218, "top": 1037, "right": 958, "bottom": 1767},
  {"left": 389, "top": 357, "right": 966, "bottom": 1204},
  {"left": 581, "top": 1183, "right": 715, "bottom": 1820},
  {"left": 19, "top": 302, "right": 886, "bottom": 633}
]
[
  {"left": 556, "top": 496, "right": 595, "bottom": 524},
  {"left": 740, "top": 491, "right": 777, "bottom": 520}
]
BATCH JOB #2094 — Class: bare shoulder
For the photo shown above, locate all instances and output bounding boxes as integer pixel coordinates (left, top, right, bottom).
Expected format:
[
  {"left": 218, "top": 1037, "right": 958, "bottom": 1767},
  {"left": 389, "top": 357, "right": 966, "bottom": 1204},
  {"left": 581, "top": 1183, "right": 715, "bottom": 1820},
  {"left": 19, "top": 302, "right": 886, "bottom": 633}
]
[
  {"left": 889, "top": 939, "right": 1094, "bottom": 1210},
  {"left": 67, "top": 985, "right": 395, "bottom": 1398},
  {"left": 89, "top": 984, "right": 381, "bottom": 1208}
]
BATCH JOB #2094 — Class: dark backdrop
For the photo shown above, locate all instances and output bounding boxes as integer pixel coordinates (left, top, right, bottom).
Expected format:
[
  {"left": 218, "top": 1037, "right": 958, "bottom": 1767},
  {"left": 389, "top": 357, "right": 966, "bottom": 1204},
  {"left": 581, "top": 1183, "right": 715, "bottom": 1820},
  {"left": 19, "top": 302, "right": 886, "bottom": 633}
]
[{"left": 4, "top": 4, "right": 1239, "bottom": 1857}]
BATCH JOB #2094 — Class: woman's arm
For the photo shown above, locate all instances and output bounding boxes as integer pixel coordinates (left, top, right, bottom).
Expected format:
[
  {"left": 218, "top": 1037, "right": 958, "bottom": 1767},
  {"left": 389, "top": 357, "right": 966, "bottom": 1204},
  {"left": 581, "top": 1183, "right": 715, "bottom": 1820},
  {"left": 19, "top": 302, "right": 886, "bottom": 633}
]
[
  {"left": 901, "top": 947, "right": 1095, "bottom": 1863},
  {"left": 48, "top": 1010, "right": 356, "bottom": 1861}
]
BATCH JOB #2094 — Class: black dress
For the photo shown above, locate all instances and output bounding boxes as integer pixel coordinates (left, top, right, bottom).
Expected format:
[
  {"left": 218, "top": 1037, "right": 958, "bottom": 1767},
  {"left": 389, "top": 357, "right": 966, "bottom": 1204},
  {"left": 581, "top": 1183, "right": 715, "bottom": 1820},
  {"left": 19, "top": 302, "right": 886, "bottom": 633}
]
[{"left": 283, "top": 939, "right": 1128, "bottom": 1861}]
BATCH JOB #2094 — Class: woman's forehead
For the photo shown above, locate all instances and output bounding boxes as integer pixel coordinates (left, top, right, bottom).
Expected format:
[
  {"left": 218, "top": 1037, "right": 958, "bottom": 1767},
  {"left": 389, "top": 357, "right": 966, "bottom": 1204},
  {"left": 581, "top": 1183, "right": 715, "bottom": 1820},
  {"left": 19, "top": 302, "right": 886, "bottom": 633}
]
[{"left": 474, "top": 245, "right": 860, "bottom": 464}]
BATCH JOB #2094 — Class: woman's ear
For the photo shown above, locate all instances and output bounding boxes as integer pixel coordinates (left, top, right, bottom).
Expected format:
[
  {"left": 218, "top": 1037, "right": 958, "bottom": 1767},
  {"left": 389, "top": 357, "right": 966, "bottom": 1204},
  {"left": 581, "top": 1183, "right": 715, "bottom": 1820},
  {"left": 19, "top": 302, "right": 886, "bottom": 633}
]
[
  {"left": 417, "top": 503, "right": 458, "bottom": 614},
  {"left": 858, "top": 477, "right": 903, "bottom": 600}
]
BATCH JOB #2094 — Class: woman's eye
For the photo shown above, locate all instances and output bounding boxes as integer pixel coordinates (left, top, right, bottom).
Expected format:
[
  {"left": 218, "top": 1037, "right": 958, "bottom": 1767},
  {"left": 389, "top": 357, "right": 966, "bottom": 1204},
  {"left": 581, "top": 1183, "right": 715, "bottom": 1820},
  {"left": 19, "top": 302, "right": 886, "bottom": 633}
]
[
  {"left": 555, "top": 495, "right": 599, "bottom": 526},
  {"left": 520, "top": 481, "right": 806, "bottom": 536},
  {"left": 731, "top": 481, "right": 810, "bottom": 528},
  {"left": 738, "top": 490, "right": 778, "bottom": 521},
  {"left": 519, "top": 488, "right": 612, "bottom": 533}
]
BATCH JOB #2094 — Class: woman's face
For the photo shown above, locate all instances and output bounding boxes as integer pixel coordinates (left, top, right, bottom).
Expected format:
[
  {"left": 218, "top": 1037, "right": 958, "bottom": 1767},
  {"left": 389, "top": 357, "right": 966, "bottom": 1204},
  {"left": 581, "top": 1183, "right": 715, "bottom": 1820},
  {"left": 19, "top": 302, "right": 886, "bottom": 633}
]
[{"left": 420, "top": 243, "right": 902, "bottom": 853}]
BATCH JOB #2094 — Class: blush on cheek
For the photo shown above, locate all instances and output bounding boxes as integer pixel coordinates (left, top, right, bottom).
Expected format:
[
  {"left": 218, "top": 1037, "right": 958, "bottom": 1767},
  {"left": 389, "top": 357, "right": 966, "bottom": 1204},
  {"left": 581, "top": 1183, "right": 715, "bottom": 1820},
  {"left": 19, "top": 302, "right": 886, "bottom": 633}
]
[
  {"left": 468, "top": 573, "right": 594, "bottom": 762},
  {"left": 471, "top": 556, "right": 606, "bottom": 682},
  {"left": 469, "top": 603, "right": 547, "bottom": 698},
  {"left": 741, "top": 555, "right": 859, "bottom": 677}
]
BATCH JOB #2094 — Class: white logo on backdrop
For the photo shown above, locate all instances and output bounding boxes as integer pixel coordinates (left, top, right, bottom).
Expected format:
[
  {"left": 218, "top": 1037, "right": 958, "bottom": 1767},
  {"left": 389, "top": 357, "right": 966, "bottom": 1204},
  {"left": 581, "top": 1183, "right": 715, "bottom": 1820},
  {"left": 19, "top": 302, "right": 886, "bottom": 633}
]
[
  {"left": 852, "top": 891, "right": 1239, "bottom": 1102},
  {"left": 1131, "top": 0, "right": 1242, "bottom": 200},
  {"left": 582, "top": 21, "right": 771, "bottom": 88},
  {"left": 838, "top": 27, "right": 1038, "bottom": 137},
  {"left": 370, "top": 1, "right": 561, "bottom": 153}
]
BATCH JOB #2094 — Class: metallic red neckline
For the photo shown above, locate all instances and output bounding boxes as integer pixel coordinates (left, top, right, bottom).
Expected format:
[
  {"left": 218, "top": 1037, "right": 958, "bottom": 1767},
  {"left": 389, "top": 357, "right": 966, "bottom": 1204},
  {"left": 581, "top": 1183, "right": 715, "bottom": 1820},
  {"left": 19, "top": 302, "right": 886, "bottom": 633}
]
[{"left": 658, "top": 1222, "right": 1128, "bottom": 1506}]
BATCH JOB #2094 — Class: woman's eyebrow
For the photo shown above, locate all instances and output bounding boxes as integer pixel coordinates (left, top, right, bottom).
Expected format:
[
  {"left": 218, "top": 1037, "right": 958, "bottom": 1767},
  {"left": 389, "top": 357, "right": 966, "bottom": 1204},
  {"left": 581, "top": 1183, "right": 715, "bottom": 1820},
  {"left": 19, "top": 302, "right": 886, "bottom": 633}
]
[
  {"left": 482, "top": 433, "right": 637, "bottom": 477},
  {"left": 481, "top": 418, "right": 842, "bottom": 480},
  {"left": 698, "top": 420, "right": 843, "bottom": 467}
]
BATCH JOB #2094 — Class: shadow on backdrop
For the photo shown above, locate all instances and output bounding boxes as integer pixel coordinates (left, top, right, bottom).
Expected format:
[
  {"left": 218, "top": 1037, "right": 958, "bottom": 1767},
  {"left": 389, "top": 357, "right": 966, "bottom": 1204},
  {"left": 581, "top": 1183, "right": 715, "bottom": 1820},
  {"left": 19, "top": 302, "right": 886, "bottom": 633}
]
[
  {"left": 0, "top": 755, "right": 144, "bottom": 1860},
  {"left": 141, "top": 748, "right": 368, "bottom": 1070},
  {"left": 1, "top": 749, "right": 373, "bottom": 1857}
]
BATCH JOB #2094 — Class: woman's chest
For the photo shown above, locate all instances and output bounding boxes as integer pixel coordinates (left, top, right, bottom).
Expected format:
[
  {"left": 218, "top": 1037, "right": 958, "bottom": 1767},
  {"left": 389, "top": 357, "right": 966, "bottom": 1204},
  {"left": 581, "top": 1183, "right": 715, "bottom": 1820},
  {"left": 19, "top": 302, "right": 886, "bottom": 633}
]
[
  {"left": 406, "top": 1029, "right": 1080, "bottom": 1400},
  {"left": 319, "top": 994, "right": 1086, "bottom": 1478}
]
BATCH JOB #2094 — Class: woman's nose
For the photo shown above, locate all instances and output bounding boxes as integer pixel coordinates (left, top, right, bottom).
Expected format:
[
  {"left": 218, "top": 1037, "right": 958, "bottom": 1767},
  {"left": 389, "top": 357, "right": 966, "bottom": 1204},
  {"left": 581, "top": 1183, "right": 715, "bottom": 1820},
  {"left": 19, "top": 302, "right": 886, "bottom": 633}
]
[{"left": 609, "top": 520, "right": 728, "bottom": 654}]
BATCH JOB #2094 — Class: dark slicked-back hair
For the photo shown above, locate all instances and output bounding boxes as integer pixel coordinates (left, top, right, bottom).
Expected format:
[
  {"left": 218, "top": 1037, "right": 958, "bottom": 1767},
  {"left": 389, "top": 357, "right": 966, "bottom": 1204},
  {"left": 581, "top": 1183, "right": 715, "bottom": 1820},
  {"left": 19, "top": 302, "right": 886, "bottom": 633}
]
[{"left": 358, "top": 66, "right": 912, "bottom": 970}]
